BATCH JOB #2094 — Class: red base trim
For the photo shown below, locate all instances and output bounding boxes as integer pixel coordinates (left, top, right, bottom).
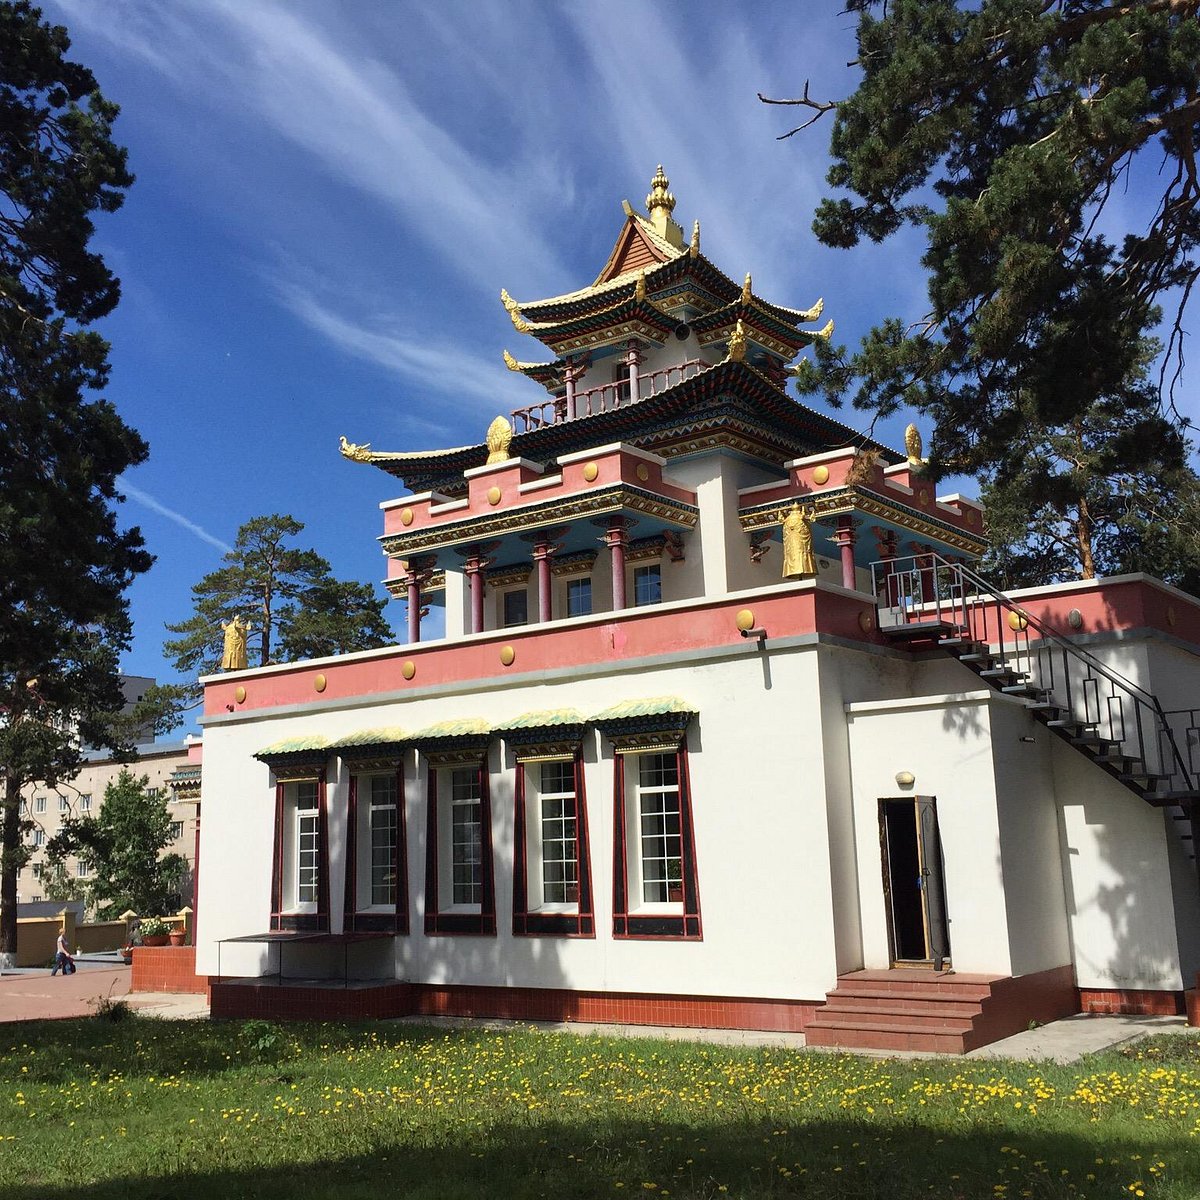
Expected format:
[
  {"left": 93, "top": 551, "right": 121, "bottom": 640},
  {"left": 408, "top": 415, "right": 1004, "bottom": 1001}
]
[
  {"left": 129, "top": 946, "right": 208, "bottom": 995},
  {"left": 1079, "top": 987, "right": 1185, "bottom": 1016},
  {"left": 207, "top": 978, "right": 820, "bottom": 1030}
]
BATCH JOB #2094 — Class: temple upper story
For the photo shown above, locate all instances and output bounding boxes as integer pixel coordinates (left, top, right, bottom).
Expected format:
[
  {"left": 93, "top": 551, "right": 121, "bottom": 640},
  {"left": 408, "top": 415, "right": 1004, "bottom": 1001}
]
[{"left": 338, "top": 168, "right": 987, "bottom": 644}]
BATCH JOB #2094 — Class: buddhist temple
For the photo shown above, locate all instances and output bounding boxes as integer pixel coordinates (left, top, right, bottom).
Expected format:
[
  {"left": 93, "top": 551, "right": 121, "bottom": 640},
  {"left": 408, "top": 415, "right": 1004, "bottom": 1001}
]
[{"left": 195, "top": 169, "right": 1200, "bottom": 1050}]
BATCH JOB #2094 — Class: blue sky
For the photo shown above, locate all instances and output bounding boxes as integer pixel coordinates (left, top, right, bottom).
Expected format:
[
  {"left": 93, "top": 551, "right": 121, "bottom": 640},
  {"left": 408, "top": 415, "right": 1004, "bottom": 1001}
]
[{"left": 42, "top": 2, "right": 1194, "bottom": 730}]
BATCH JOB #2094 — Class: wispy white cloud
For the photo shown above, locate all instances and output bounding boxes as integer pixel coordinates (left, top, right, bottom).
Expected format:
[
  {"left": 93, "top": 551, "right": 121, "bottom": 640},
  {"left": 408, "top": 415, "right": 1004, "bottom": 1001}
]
[{"left": 121, "top": 482, "right": 234, "bottom": 554}]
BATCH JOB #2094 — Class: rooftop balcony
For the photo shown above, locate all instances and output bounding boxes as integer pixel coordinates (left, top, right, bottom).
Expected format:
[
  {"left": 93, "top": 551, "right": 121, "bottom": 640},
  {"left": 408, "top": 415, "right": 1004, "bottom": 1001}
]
[{"left": 511, "top": 358, "right": 711, "bottom": 432}]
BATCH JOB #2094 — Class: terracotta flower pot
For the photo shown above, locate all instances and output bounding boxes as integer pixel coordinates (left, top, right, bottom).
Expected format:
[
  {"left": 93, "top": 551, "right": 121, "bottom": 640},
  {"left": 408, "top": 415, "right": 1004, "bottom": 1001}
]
[
  {"left": 142, "top": 934, "right": 170, "bottom": 947},
  {"left": 168, "top": 930, "right": 186, "bottom": 947}
]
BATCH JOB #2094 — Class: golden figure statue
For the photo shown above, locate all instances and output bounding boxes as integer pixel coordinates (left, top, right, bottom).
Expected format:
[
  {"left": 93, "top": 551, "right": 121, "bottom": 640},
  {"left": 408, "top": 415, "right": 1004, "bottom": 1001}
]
[
  {"left": 486, "top": 415, "right": 513, "bottom": 464},
  {"left": 780, "top": 503, "right": 816, "bottom": 579},
  {"left": 221, "top": 615, "right": 248, "bottom": 671},
  {"left": 904, "top": 423, "right": 923, "bottom": 465},
  {"left": 726, "top": 318, "right": 748, "bottom": 363},
  {"left": 339, "top": 435, "right": 372, "bottom": 463}
]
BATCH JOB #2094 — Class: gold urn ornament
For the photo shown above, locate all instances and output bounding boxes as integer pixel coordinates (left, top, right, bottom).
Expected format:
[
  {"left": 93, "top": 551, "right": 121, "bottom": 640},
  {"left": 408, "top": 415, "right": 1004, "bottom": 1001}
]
[{"left": 486, "top": 415, "right": 513, "bottom": 464}]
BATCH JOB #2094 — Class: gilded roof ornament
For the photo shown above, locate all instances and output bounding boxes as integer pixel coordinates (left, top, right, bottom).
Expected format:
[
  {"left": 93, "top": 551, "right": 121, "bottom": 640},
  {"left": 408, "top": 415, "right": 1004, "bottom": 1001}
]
[
  {"left": 689, "top": 220, "right": 700, "bottom": 259},
  {"left": 742, "top": 273, "right": 753, "bottom": 304},
  {"left": 904, "top": 423, "right": 924, "bottom": 466},
  {"left": 635, "top": 270, "right": 646, "bottom": 302},
  {"left": 500, "top": 288, "right": 530, "bottom": 334},
  {"left": 503, "top": 349, "right": 521, "bottom": 371},
  {"left": 726, "top": 318, "right": 748, "bottom": 363},
  {"left": 339, "top": 435, "right": 373, "bottom": 463},
  {"left": 797, "top": 297, "right": 824, "bottom": 322},
  {"left": 811, "top": 318, "right": 835, "bottom": 340},
  {"left": 645, "top": 164, "right": 676, "bottom": 219},
  {"left": 486, "top": 415, "right": 514, "bottom": 464}
]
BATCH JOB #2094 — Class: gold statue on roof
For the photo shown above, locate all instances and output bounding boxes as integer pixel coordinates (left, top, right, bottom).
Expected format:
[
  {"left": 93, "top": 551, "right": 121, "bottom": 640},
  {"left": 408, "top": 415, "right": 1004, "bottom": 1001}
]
[
  {"left": 726, "top": 318, "right": 748, "bottom": 363},
  {"left": 742, "top": 273, "right": 753, "bottom": 304},
  {"left": 500, "top": 288, "right": 529, "bottom": 334},
  {"left": 221, "top": 615, "right": 248, "bottom": 671},
  {"left": 780, "top": 503, "right": 816, "bottom": 579},
  {"left": 339, "top": 436, "right": 372, "bottom": 463},
  {"left": 689, "top": 220, "right": 700, "bottom": 258},
  {"left": 905, "top": 423, "right": 924, "bottom": 466},
  {"left": 486, "top": 415, "right": 513, "bottom": 464}
]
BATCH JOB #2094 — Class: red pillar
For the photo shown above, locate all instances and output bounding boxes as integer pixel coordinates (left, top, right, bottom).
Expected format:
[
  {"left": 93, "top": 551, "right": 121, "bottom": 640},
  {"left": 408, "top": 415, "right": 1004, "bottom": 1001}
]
[
  {"left": 606, "top": 517, "right": 629, "bottom": 610},
  {"left": 406, "top": 572, "right": 421, "bottom": 643},
  {"left": 832, "top": 516, "right": 858, "bottom": 590},
  {"left": 466, "top": 557, "right": 486, "bottom": 634},
  {"left": 534, "top": 541, "right": 554, "bottom": 623},
  {"left": 564, "top": 355, "right": 580, "bottom": 419}
]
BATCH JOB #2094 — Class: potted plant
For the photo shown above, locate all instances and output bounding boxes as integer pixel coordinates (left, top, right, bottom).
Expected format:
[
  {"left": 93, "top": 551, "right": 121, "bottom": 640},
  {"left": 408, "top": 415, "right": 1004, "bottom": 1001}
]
[
  {"left": 120, "top": 945, "right": 134, "bottom": 965},
  {"left": 168, "top": 927, "right": 187, "bottom": 947},
  {"left": 139, "top": 916, "right": 172, "bottom": 947},
  {"left": 667, "top": 858, "right": 683, "bottom": 904}
]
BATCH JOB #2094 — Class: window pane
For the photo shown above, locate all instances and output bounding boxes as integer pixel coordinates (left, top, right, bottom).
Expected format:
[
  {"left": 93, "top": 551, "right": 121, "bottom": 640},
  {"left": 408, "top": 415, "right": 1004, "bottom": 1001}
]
[
  {"left": 566, "top": 577, "right": 592, "bottom": 617},
  {"left": 539, "top": 760, "right": 578, "bottom": 904},
  {"left": 450, "top": 768, "right": 482, "bottom": 904},
  {"left": 637, "top": 753, "right": 682, "bottom": 903},
  {"left": 503, "top": 589, "right": 528, "bottom": 627},
  {"left": 369, "top": 793, "right": 397, "bottom": 906},
  {"left": 297, "top": 811, "right": 319, "bottom": 903},
  {"left": 633, "top": 564, "right": 662, "bottom": 606}
]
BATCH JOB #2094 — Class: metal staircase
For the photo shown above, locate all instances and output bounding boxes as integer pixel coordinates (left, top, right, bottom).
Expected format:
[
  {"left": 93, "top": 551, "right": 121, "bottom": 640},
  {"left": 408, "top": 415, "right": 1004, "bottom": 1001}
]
[{"left": 871, "top": 553, "right": 1200, "bottom": 865}]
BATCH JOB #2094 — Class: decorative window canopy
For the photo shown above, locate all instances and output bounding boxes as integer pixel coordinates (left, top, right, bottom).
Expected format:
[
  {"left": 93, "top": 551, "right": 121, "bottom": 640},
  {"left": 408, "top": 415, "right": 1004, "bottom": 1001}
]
[
  {"left": 329, "top": 727, "right": 410, "bottom": 770},
  {"left": 254, "top": 734, "right": 330, "bottom": 779},
  {"left": 410, "top": 717, "right": 492, "bottom": 765},
  {"left": 593, "top": 697, "right": 695, "bottom": 754},
  {"left": 495, "top": 708, "right": 587, "bottom": 763}
]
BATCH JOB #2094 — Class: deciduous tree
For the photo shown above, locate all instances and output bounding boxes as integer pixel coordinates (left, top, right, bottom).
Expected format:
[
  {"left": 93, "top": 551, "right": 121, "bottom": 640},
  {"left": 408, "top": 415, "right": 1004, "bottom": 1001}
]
[{"left": 0, "top": 1, "right": 145, "bottom": 964}]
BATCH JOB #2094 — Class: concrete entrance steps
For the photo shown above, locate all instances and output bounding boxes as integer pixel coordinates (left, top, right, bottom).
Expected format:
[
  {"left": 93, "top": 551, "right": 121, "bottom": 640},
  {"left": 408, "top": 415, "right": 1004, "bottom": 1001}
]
[{"left": 806, "top": 969, "right": 1031, "bottom": 1054}]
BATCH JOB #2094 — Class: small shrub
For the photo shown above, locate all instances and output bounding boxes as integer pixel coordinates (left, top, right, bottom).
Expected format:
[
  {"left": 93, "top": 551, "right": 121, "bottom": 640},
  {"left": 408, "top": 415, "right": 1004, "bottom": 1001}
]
[
  {"left": 91, "top": 993, "right": 132, "bottom": 1022},
  {"left": 238, "top": 1018, "right": 282, "bottom": 1059}
]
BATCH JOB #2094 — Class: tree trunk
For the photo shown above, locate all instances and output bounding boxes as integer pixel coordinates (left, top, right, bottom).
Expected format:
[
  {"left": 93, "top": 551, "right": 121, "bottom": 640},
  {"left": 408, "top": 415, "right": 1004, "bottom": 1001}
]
[
  {"left": 1076, "top": 496, "right": 1096, "bottom": 579},
  {"left": 260, "top": 579, "right": 272, "bottom": 667},
  {"left": 0, "top": 771, "right": 22, "bottom": 967}
]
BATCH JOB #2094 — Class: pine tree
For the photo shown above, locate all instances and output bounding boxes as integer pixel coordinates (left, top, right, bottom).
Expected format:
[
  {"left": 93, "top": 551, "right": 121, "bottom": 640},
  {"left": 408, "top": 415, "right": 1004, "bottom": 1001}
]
[{"left": 0, "top": 1, "right": 146, "bottom": 964}]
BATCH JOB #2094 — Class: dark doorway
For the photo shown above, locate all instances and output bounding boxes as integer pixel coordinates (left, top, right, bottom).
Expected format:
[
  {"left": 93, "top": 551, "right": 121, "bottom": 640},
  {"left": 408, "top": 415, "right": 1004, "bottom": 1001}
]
[{"left": 879, "top": 797, "right": 951, "bottom": 968}]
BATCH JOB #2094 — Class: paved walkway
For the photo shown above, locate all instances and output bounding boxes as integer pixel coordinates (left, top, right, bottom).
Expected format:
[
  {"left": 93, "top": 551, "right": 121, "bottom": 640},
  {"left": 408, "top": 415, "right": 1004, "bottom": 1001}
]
[{"left": 0, "top": 963, "right": 1191, "bottom": 1061}]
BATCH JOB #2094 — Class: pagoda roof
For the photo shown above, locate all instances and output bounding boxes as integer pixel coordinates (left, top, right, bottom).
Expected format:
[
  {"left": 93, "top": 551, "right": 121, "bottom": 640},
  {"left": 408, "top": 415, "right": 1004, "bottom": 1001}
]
[{"left": 355, "top": 359, "right": 899, "bottom": 495}]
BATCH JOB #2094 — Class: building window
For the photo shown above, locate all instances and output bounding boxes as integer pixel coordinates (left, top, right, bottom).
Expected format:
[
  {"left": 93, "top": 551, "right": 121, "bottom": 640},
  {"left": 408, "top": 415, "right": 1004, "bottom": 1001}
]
[
  {"left": 34, "top": 796, "right": 46, "bottom": 814},
  {"left": 32, "top": 863, "right": 43, "bottom": 879},
  {"left": 449, "top": 768, "right": 482, "bottom": 905},
  {"left": 79, "top": 795, "right": 91, "bottom": 813},
  {"left": 147, "top": 787, "right": 161, "bottom": 801},
  {"left": 423, "top": 755, "right": 495, "bottom": 937},
  {"left": 502, "top": 588, "right": 528, "bottom": 627},
  {"left": 345, "top": 766, "right": 408, "bottom": 934},
  {"left": 33, "top": 830, "right": 45, "bottom": 847},
  {"left": 270, "top": 774, "right": 329, "bottom": 930},
  {"left": 77, "top": 860, "right": 91, "bottom": 879},
  {"left": 58, "top": 795, "right": 69, "bottom": 813},
  {"left": 609, "top": 743, "right": 702, "bottom": 941},
  {"left": 633, "top": 753, "right": 682, "bottom": 904},
  {"left": 169, "top": 821, "right": 184, "bottom": 841},
  {"left": 294, "top": 784, "right": 320, "bottom": 906},
  {"left": 536, "top": 760, "right": 579, "bottom": 905},
  {"left": 18, "top": 799, "right": 26, "bottom": 815},
  {"left": 566, "top": 576, "right": 592, "bottom": 618},
  {"left": 633, "top": 563, "right": 661, "bottom": 606}
]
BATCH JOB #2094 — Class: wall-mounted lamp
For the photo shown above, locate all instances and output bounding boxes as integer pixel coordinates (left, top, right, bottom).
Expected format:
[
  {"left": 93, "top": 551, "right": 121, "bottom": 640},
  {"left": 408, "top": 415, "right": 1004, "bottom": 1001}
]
[
  {"left": 895, "top": 770, "right": 915, "bottom": 788},
  {"left": 739, "top": 626, "right": 767, "bottom": 642}
]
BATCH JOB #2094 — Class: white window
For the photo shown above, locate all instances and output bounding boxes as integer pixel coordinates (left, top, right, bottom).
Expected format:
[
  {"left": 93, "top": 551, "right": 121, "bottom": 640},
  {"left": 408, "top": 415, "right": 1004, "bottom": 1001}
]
[
  {"left": 32, "top": 863, "right": 43, "bottom": 879},
  {"left": 282, "top": 780, "right": 320, "bottom": 911},
  {"left": 34, "top": 796, "right": 46, "bottom": 814},
  {"left": 633, "top": 563, "right": 662, "bottom": 606},
  {"left": 33, "top": 830, "right": 46, "bottom": 847},
  {"left": 18, "top": 799, "right": 27, "bottom": 815},
  {"left": 169, "top": 821, "right": 184, "bottom": 841},
  {"left": 627, "top": 752, "right": 682, "bottom": 905},
  {"left": 77, "top": 860, "right": 91, "bottom": 879},
  {"left": 79, "top": 794, "right": 91, "bottom": 813},
  {"left": 442, "top": 767, "right": 481, "bottom": 907},
  {"left": 524, "top": 760, "right": 579, "bottom": 909},
  {"left": 58, "top": 795, "right": 69, "bottom": 813},
  {"left": 566, "top": 576, "right": 592, "bottom": 618},
  {"left": 147, "top": 787, "right": 161, "bottom": 801},
  {"left": 357, "top": 773, "right": 397, "bottom": 909}
]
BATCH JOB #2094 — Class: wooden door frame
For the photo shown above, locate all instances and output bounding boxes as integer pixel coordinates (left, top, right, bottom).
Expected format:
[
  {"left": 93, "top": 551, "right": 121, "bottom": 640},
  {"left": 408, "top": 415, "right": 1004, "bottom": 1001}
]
[{"left": 878, "top": 795, "right": 950, "bottom": 970}]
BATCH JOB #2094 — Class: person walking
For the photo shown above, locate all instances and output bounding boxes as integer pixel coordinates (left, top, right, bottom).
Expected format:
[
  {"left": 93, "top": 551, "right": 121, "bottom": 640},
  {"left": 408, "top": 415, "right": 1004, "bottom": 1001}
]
[{"left": 50, "top": 929, "right": 73, "bottom": 976}]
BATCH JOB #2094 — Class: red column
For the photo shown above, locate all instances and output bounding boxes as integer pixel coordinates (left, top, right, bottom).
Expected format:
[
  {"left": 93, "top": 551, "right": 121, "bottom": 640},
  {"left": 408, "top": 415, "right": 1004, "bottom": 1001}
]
[
  {"left": 564, "top": 355, "right": 580, "bottom": 419},
  {"left": 832, "top": 516, "right": 857, "bottom": 590},
  {"left": 534, "top": 541, "right": 554, "bottom": 623},
  {"left": 406, "top": 572, "right": 421, "bottom": 643},
  {"left": 466, "top": 556, "right": 486, "bottom": 633},
  {"left": 606, "top": 517, "right": 629, "bottom": 610},
  {"left": 626, "top": 339, "right": 641, "bottom": 404}
]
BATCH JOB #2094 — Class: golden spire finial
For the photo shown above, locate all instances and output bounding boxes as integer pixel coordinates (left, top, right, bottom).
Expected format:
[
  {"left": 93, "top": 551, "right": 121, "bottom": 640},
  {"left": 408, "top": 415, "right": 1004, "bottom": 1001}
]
[
  {"left": 689, "top": 220, "right": 700, "bottom": 258},
  {"left": 904, "top": 423, "right": 923, "bottom": 466},
  {"left": 500, "top": 288, "right": 529, "bottom": 334},
  {"left": 635, "top": 270, "right": 646, "bottom": 302},
  {"left": 645, "top": 164, "right": 677, "bottom": 239},
  {"left": 726, "top": 318, "right": 748, "bottom": 363},
  {"left": 486, "top": 415, "right": 513, "bottom": 464},
  {"left": 742, "top": 273, "right": 752, "bottom": 304}
]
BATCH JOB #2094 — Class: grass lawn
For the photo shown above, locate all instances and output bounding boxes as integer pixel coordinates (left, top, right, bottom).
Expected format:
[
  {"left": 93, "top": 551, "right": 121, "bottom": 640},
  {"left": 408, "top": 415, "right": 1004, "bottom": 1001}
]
[{"left": 1, "top": 1015, "right": 1199, "bottom": 1199}]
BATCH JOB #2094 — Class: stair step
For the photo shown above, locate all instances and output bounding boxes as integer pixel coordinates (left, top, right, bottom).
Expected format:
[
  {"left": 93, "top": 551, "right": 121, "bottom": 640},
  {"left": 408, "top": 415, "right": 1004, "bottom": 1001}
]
[
  {"left": 820, "top": 1003, "right": 979, "bottom": 1029},
  {"left": 828, "top": 983, "right": 995, "bottom": 1004},
  {"left": 1002, "top": 684, "right": 1049, "bottom": 698},
  {"left": 1120, "top": 771, "right": 1170, "bottom": 783},
  {"left": 957, "top": 652, "right": 992, "bottom": 664},
  {"left": 804, "top": 1021, "right": 970, "bottom": 1054},
  {"left": 1046, "top": 718, "right": 1094, "bottom": 730},
  {"left": 979, "top": 667, "right": 1024, "bottom": 680}
]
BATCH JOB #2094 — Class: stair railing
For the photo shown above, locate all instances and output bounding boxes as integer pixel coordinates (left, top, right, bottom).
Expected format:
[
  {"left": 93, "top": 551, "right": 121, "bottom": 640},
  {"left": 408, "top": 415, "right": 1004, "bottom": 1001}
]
[{"left": 871, "top": 553, "right": 1197, "bottom": 796}]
